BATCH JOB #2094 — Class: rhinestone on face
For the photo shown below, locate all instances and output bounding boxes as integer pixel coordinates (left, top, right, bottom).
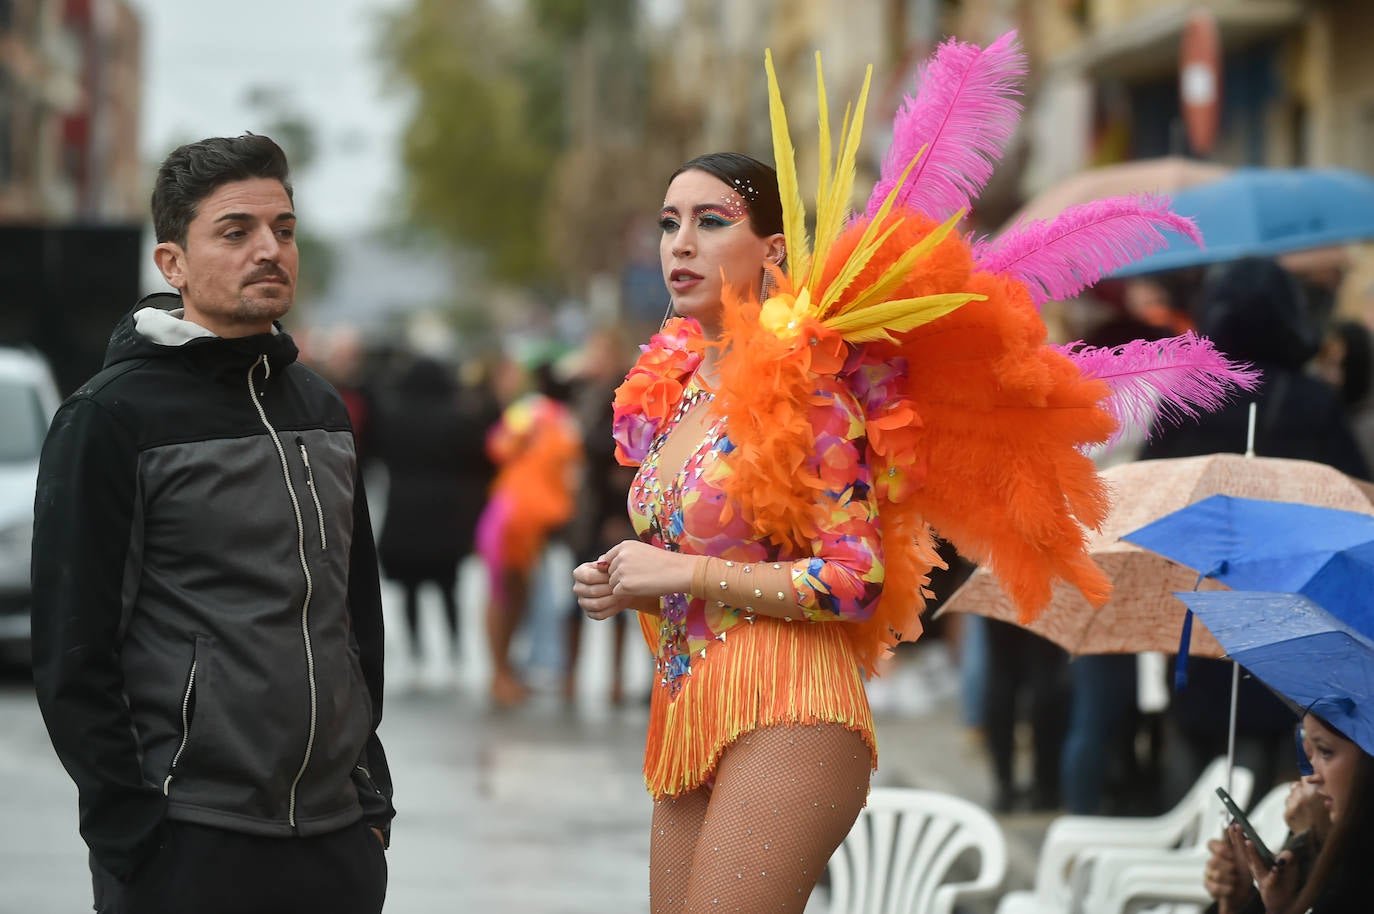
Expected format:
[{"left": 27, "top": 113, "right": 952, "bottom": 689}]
[
  {"left": 772, "top": 563, "right": 782, "bottom": 570},
  {"left": 776, "top": 592, "right": 786, "bottom": 600},
  {"left": 753, "top": 588, "right": 762, "bottom": 598}
]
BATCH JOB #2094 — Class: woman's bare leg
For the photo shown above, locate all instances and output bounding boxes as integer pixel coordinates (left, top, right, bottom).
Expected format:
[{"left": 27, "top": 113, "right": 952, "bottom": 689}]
[
  {"left": 683, "top": 724, "right": 871, "bottom": 913},
  {"left": 487, "top": 569, "right": 531, "bottom": 706}
]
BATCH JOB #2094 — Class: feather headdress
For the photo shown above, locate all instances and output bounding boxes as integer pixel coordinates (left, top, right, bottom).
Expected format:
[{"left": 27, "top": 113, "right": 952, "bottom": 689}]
[{"left": 726, "top": 35, "right": 1256, "bottom": 645}]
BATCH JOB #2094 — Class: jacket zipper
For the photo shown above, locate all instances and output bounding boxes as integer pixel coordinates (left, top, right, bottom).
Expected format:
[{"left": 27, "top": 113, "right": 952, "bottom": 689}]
[
  {"left": 163, "top": 658, "right": 198, "bottom": 795},
  {"left": 296, "top": 437, "right": 328, "bottom": 551},
  {"left": 248, "top": 354, "right": 319, "bottom": 830}
]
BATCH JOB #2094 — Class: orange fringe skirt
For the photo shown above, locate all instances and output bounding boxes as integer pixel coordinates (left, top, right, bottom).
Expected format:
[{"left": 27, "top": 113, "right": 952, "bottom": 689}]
[{"left": 640, "top": 615, "right": 877, "bottom": 799}]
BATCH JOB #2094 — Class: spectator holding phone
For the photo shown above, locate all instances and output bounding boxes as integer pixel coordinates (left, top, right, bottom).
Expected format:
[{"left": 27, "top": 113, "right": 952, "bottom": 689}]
[
  {"left": 1205, "top": 710, "right": 1374, "bottom": 913},
  {"left": 1203, "top": 775, "right": 1328, "bottom": 914}
]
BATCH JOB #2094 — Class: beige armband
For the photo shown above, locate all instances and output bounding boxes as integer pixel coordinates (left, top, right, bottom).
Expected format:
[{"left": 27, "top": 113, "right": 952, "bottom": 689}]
[{"left": 689, "top": 556, "right": 801, "bottom": 620}]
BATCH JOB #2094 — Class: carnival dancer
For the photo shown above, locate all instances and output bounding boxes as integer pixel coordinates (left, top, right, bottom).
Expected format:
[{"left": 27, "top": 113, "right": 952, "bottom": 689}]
[
  {"left": 573, "top": 34, "right": 1255, "bottom": 913},
  {"left": 477, "top": 362, "right": 583, "bottom": 706}
]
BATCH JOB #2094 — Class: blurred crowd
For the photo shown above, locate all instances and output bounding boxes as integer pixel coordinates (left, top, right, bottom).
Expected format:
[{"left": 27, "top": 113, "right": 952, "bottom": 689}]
[
  {"left": 291, "top": 247, "right": 1374, "bottom": 818},
  {"left": 296, "top": 322, "right": 642, "bottom": 710}
]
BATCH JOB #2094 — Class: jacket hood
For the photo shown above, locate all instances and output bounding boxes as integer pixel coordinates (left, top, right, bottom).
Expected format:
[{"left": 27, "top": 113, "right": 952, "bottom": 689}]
[
  {"left": 105, "top": 292, "right": 299, "bottom": 377},
  {"left": 1195, "top": 259, "right": 1320, "bottom": 369}
]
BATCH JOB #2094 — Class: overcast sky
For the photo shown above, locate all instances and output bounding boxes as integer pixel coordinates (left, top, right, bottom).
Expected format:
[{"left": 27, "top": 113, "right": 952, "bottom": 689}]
[{"left": 127, "top": 0, "right": 408, "bottom": 235}]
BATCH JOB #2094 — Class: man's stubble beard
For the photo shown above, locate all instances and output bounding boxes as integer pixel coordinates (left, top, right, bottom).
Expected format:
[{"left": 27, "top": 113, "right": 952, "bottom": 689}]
[{"left": 237, "top": 288, "right": 294, "bottom": 322}]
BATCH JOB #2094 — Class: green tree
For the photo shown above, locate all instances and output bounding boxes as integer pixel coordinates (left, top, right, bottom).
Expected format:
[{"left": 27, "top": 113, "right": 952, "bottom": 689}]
[{"left": 379, "top": 0, "right": 638, "bottom": 286}]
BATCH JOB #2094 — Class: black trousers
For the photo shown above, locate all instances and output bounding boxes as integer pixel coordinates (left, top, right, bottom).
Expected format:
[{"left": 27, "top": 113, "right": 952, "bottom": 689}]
[
  {"left": 92, "top": 819, "right": 387, "bottom": 914},
  {"left": 982, "top": 618, "right": 1071, "bottom": 805}
]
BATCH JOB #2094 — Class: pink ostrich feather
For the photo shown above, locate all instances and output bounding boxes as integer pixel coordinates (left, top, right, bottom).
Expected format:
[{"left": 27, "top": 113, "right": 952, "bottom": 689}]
[
  {"left": 864, "top": 31, "right": 1025, "bottom": 221},
  {"left": 974, "top": 194, "right": 1203, "bottom": 305},
  {"left": 1057, "top": 333, "right": 1262, "bottom": 443}
]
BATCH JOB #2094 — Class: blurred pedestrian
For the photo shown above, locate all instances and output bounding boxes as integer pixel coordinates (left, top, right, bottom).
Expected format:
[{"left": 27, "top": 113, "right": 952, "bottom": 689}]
[
  {"left": 477, "top": 360, "right": 582, "bottom": 707},
  {"left": 1122, "top": 272, "right": 1199, "bottom": 338},
  {"left": 1313, "top": 318, "right": 1374, "bottom": 472},
  {"left": 374, "top": 355, "right": 495, "bottom": 681},
  {"left": 316, "top": 325, "right": 377, "bottom": 466},
  {"left": 31, "top": 134, "right": 393, "bottom": 914},
  {"left": 982, "top": 620, "right": 1070, "bottom": 812},
  {"left": 561, "top": 328, "right": 638, "bottom": 705}
]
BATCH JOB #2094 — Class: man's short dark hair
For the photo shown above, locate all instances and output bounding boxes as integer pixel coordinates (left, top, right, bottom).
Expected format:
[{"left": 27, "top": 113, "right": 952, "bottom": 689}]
[{"left": 151, "top": 134, "right": 293, "bottom": 246}]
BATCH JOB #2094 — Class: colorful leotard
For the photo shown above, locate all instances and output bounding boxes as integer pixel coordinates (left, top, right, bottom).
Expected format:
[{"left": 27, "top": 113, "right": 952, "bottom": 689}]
[{"left": 629, "top": 371, "right": 880, "bottom": 798}]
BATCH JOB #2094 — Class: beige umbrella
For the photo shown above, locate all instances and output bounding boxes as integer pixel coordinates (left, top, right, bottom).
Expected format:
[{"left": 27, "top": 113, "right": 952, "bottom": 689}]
[
  {"left": 1006, "top": 156, "right": 1232, "bottom": 228},
  {"left": 937, "top": 454, "right": 1374, "bottom": 656}
]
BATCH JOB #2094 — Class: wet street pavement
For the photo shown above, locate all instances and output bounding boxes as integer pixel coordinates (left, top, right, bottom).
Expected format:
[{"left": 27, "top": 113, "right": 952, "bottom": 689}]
[{"left": 0, "top": 565, "right": 1050, "bottom": 913}]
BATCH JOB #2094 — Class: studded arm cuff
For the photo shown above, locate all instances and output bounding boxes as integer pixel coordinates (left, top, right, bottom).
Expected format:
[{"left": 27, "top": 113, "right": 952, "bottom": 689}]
[{"left": 689, "top": 555, "right": 802, "bottom": 620}]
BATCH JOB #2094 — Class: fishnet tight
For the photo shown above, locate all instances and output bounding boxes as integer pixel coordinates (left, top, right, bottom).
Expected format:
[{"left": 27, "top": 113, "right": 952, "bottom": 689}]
[{"left": 650, "top": 723, "right": 872, "bottom": 913}]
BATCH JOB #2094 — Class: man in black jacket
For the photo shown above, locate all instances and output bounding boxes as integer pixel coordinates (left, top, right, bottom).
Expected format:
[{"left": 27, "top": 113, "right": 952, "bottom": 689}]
[{"left": 31, "top": 134, "right": 394, "bottom": 914}]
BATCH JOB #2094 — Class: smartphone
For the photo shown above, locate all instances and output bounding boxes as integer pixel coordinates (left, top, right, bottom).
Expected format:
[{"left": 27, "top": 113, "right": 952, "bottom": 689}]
[{"left": 1216, "top": 786, "right": 1277, "bottom": 868}]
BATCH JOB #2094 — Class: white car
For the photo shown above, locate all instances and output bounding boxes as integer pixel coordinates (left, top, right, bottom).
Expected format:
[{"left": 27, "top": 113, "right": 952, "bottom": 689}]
[{"left": 0, "top": 347, "right": 62, "bottom": 665}]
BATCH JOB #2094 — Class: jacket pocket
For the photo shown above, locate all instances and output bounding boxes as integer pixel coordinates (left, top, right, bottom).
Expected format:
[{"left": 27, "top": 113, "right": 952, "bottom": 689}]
[{"left": 162, "top": 638, "right": 203, "bottom": 795}]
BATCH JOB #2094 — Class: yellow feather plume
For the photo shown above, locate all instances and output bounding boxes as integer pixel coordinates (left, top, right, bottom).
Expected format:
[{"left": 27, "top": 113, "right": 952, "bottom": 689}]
[
  {"left": 823, "top": 293, "right": 986, "bottom": 343},
  {"left": 764, "top": 49, "right": 811, "bottom": 283},
  {"left": 761, "top": 50, "right": 980, "bottom": 345}
]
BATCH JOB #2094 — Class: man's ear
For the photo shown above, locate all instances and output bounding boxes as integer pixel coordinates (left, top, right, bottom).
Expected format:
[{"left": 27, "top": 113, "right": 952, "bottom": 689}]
[{"left": 153, "top": 242, "right": 188, "bottom": 290}]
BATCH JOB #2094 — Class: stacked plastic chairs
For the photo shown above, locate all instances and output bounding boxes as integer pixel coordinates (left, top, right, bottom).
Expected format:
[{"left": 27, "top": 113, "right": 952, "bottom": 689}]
[{"left": 996, "top": 757, "right": 1252, "bottom": 914}]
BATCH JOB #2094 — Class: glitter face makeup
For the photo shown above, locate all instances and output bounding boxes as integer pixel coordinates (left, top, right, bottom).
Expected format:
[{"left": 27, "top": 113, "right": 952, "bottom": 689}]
[{"left": 659, "top": 170, "right": 776, "bottom": 335}]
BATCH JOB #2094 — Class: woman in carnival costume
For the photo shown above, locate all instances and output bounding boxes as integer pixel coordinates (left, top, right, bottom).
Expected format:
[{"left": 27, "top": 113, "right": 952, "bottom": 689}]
[
  {"left": 573, "top": 33, "right": 1256, "bottom": 912},
  {"left": 478, "top": 361, "right": 583, "bottom": 706}
]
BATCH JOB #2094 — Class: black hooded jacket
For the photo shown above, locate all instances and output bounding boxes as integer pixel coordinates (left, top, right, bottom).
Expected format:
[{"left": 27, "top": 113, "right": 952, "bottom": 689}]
[
  {"left": 31, "top": 294, "right": 395, "bottom": 880},
  {"left": 1142, "top": 258, "right": 1369, "bottom": 479}
]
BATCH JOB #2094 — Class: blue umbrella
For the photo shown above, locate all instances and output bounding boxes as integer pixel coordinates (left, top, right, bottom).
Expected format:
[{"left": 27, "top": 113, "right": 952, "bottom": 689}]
[
  {"left": 1122, "top": 494, "right": 1374, "bottom": 639},
  {"left": 1112, "top": 167, "right": 1374, "bottom": 277},
  {"left": 1176, "top": 591, "right": 1374, "bottom": 758}
]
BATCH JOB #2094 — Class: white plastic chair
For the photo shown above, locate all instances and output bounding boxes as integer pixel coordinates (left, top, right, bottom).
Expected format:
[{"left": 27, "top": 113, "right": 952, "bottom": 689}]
[
  {"left": 824, "top": 787, "right": 1008, "bottom": 914},
  {"left": 1079, "top": 778, "right": 1295, "bottom": 914},
  {"left": 995, "top": 757, "right": 1252, "bottom": 914},
  {"left": 1247, "top": 781, "right": 1295, "bottom": 851}
]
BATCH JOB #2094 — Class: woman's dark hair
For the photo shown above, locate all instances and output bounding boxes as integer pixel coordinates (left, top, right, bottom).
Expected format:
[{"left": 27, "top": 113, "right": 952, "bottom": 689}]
[
  {"left": 1288, "top": 713, "right": 1374, "bottom": 914},
  {"left": 670, "top": 152, "right": 783, "bottom": 237},
  {"left": 151, "top": 133, "right": 293, "bottom": 246}
]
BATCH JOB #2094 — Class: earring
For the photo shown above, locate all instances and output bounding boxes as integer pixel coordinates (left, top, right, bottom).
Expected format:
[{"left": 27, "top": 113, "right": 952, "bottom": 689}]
[{"left": 760, "top": 268, "right": 775, "bottom": 300}]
